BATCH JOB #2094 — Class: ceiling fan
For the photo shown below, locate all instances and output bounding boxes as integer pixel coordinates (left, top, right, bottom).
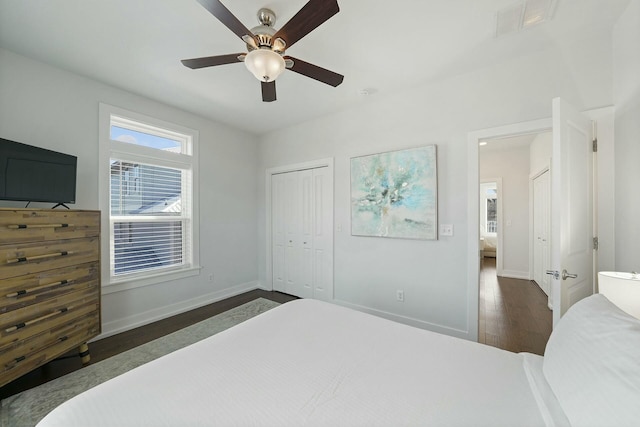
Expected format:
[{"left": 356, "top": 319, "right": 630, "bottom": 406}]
[{"left": 181, "top": 0, "right": 344, "bottom": 102}]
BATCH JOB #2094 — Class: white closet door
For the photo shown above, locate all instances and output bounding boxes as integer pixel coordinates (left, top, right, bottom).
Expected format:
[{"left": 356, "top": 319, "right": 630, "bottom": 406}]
[
  {"left": 271, "top": 166, "right": 333, "bottom": 300},
  {"left": 533, "top": 171, "right": 551, "bottom": 297}
]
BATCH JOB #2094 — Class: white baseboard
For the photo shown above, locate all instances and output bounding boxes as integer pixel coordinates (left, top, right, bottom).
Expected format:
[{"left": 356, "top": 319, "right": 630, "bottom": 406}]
[
  {"left": 499, "top": 270, "right": 530, "bottom": 280},
  {"left": 97, "top": 280, "right": 260, "bottom": 340},
  {"left": 256, "top": 281, "right": 272, "bottom": 291},
  {"left": 331, "top": 299, "right": 474, "bottom": 341}
]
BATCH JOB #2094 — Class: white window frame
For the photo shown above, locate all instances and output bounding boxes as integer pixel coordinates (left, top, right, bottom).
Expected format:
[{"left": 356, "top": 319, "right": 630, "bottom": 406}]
[{"left": 99, "top": 103, "right": 200, "bottom": 294}]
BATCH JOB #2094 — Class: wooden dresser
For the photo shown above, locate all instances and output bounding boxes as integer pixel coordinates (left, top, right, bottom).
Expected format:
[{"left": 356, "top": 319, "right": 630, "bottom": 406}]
[{"left": 0, "top": 209, "right": 101, "bottom": 387}]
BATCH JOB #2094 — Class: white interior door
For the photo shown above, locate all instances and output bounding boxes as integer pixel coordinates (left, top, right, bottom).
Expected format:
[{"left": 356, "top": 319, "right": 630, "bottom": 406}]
[
  {"left": 533, "top": 170, "right": 551, "bottom": 298},
  {"left": 550, "top": 98, "right": 594, "bottom": 326}
]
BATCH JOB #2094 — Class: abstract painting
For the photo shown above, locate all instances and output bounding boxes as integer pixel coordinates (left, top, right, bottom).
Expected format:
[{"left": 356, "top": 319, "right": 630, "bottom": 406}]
[{"left": 351, "top": 145, "right": 437, "bottom": 240}]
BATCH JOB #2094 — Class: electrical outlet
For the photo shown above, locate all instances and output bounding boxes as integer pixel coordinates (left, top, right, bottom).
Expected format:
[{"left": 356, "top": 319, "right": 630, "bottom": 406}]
[
  {"left": 396, "top": 290, "right": 404, "bottom": 302},
  {"left": 208, "top": 274, "right": 214, "bottom": 282},
  {"left": 440, "top": 224, "right": 454, "bottom": 236}
]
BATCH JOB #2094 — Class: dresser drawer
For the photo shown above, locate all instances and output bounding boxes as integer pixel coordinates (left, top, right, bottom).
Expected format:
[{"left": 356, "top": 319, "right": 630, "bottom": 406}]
[
  {"left": 0, "top": 237, "right": 99, "bottom": 280},
  {"left": 0, "top": 311, "right": 99, "bottom": 383},
  {"left": 0, "top": 287, "right": 99, "bottom": 348},
  {"left": 0, "top": 210, "right": 99, "bottom": 245},
  {"left": 0, "top": 262, "right": 99, "bottom": 314}
]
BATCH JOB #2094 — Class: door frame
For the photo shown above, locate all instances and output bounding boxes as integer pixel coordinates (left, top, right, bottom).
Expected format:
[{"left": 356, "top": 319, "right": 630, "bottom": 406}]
[
  {"left": 468, "top": 118, "right": 551, "bottom": 341},
  {"left": 265, "top": 157, "right": 334, "bottom": 295}
]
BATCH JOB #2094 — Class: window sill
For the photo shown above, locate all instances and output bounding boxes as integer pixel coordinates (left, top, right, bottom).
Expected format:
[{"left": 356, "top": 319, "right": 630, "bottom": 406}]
[{"left": 102, "top": 266, "right": 202, "bottom": 295}]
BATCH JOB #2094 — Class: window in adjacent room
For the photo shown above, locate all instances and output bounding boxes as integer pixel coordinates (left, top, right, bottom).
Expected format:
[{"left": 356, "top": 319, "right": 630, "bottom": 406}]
[
  {"left": 480, "top": 182, "right": 498, "bottom": 235},
  {"left": 486, "top": 188, "right": 498, "bottom": 233},
  {"left": 99, "top": 104, "right": 199, "bottom": 291}
]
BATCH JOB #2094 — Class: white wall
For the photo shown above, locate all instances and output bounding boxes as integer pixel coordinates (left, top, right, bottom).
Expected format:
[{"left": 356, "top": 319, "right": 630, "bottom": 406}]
[
  {"left": 0, "top": 48, "right": 260, "bottom": 337},
  {"left": 613, "top": 0, "right": 640, "bottom": 272},
  {"left": 480, "top": 144, "right": 530, "bottom": 279},
  {"left": 258, "top": 31, "right": 616, "bottom": 339},
  {"left": 529, "top": 132, "right": 552, "bottom": 174}
]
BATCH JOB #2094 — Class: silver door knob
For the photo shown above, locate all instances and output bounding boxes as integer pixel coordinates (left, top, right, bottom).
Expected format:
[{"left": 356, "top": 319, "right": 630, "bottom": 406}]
[{"left": 562, "top": 269, "right": 578, "bottom": 280}]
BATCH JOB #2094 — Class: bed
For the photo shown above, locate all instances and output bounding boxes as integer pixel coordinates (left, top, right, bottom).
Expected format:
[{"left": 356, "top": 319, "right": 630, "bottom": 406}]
[
  {"left": 37, "top": 294, "right": 640, "bottom": 427},
  {"left": 480, "top": 235, "right": 497, "bottom": 257}
]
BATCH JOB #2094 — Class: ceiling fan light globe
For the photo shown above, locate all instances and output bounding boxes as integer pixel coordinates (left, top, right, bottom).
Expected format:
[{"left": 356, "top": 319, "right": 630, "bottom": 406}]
[{"left": 244, "top": 49, "right": 285, "bottom": 82}]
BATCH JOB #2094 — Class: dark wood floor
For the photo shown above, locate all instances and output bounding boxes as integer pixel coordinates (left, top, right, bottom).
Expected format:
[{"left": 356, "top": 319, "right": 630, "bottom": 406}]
[
  {"left": 0, "top": 289, "right": 297, "bottom": 400},
  {"left": 478, "top": 257, "right": 552, "bottom": 355}
]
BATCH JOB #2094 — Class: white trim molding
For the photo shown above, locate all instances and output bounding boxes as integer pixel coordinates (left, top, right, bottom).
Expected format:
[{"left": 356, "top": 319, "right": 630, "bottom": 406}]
[{"left": 332, "top": 299, "right": 471, "bottom": 340}]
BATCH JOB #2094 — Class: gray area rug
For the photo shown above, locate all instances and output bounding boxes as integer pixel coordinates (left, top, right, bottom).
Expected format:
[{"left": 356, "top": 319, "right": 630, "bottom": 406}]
[{"left": 1, "top": 297, "right": 280, "bottom": 427}]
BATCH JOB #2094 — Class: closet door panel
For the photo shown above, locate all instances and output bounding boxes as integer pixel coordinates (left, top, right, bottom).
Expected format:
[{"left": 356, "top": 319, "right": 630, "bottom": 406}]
[
  {"left": 284, "top": 172, "right": 301, "bottom": 297},
  {"left": 312, "top": 167, "right": 333, "bottom": 301},
  {"left": 299, "top": 170, "right": 313, "bottom": 298},
  {"left": 533, "top": 171, "right": 550, "bottom": 297},
  {"left": 533, "top": 177, "right": 544, "bottom": 285},
  {"left": 271, "top": 174, "right": 286, "bottom": 292},
  {"left": 540, "top": 171, "right": 551, "bottom": 298}
]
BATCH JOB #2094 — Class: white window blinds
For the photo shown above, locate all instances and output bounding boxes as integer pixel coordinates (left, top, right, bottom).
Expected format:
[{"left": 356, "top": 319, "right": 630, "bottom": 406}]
[{"left": 110, "top": 160, "right": 191, "bottom": 276}]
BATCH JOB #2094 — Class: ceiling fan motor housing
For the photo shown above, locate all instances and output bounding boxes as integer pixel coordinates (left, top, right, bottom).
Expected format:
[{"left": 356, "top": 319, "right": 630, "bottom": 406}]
[
  {"left": 249, "top": 27, "right": 276, "bottom": 49},
  {"left": 248, "top": 8, "right": 279, "bottom": 50}
]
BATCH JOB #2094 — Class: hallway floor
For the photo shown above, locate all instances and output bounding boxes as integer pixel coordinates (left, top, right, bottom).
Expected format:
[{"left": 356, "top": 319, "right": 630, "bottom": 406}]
[{"left": 478, "top": 258, "right": 552, "bottom": 355}]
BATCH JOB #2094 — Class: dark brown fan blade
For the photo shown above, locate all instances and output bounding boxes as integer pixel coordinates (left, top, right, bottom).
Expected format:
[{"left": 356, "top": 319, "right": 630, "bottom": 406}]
[
  {"left": 272, "top": 0, "right": 339, "bottom": 48},
  {"left": 181, "top": 53, "right": 243, "bottom": 69},
  {"left": 196, "top": 0, "right": 256, "bottom": 42},
  {"left": 261, "top": 81, "right": 277, "bottom": 102},
  {"left": 285, "top": 56, "right": 344, "bottom": 87}
]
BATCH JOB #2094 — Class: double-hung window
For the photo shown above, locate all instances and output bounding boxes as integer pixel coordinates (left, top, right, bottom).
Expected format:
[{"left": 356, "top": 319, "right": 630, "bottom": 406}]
[{"left": 99, "top": 104, "right": 199, "bottom": 290}]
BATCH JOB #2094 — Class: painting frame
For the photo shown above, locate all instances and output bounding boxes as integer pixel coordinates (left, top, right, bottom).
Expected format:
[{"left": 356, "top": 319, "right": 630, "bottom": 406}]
[{"left": 350, "top": 145, "right": 438, "bottom": 240}]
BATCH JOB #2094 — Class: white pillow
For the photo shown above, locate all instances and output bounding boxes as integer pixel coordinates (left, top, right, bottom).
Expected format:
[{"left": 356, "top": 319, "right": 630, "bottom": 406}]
[{"left": 543, "top": 294, "right": 640, "bottom": 427}]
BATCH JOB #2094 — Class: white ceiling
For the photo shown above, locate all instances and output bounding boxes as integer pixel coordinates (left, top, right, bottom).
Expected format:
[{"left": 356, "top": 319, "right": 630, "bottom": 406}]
[{"left": 0, "top": 0, "right": 630, "bottom": 134}]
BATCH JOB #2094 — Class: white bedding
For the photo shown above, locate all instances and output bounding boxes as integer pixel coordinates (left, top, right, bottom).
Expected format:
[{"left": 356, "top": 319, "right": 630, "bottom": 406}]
[
  {"left": 481, "top": 235, "right": 497, "bottom": 250},
  {"left": 38, "top": 299, "right": 568, "bottom": 427}
]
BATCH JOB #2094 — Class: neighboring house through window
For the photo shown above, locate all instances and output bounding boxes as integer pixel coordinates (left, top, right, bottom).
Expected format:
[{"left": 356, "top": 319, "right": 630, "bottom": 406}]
[{"left": 99, "top": 104, "right": 199, "bottom": 291}]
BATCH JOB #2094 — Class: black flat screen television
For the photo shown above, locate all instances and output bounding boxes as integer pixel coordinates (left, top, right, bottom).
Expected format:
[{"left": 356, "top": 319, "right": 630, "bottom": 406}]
[{"left": 0, "top": 137, "right": 77, "bottom": 205}]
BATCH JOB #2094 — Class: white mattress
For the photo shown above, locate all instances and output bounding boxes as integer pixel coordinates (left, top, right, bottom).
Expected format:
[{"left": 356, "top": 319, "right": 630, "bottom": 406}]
[{"left": 38, "top": 299, "right": 567, "bottom": 427}]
